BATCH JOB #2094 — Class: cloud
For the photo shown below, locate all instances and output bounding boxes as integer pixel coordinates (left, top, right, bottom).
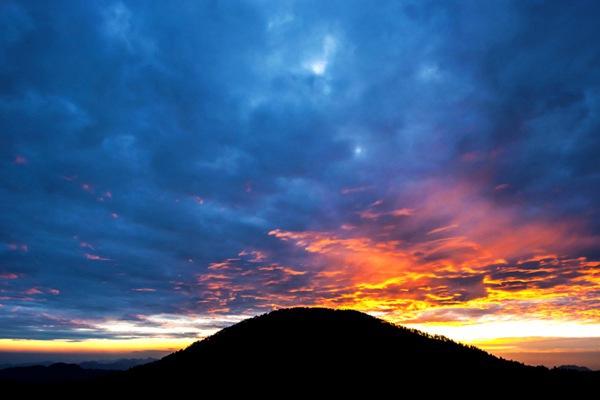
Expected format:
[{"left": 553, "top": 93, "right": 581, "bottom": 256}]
[{"left": 0, "top": 0, "right": 599, "bottom": 344}]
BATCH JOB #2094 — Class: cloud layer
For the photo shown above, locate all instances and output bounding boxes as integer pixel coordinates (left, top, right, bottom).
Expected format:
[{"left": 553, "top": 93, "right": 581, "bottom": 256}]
[{"left": 1, "top": 0, "right": 599, "bottom": 345}]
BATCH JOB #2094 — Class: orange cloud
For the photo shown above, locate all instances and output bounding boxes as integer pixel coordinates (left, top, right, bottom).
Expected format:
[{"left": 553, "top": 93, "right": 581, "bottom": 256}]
[{"left": 194, "top": 180, "right": 600, "bottom": 337}]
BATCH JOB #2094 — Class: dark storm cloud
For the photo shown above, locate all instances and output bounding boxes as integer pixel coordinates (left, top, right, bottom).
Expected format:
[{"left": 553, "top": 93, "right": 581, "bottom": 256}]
[{"left": 1, "top": 0, "right": 599, "bottom": 339}]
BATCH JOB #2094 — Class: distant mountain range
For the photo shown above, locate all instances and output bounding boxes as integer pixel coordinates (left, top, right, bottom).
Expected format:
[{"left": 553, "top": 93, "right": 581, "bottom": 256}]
[
  {"left": 1, "top": 308, "right": 598, "bottom": 394},
  {"left": 0, "top": 358, "right": 156, "bottom": 385},
  {"left": 78, "top": 357, "right": 157, "bottom": 370},
  {"left": 0, "top": 358, "right": 156, "bottom": 371}
]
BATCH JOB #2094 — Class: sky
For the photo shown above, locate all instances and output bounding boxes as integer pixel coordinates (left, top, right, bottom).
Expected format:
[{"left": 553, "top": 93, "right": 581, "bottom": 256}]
[{"left": 1, "top": 0, "right": 600, "bottom": 369}]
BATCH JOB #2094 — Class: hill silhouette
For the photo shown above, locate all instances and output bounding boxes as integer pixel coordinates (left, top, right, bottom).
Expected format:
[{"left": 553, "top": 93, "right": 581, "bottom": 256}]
[
  {"left": 3, "top": 308, "right": 598, "bottom": 394},
  {"left": 121, "top": 308, "right": 597, "bottom": 393}
]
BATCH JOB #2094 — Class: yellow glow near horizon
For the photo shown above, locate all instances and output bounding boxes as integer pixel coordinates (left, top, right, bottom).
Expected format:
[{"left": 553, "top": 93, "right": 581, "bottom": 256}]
[
  {"left": 2, "top": 317, "right": 600, "bottom": 355},
  {"left": 406, "top": 319, "right": 600, "bottom": 342},
  {"left": 0, "top": 337, "right": 195, "bottom": 353}
]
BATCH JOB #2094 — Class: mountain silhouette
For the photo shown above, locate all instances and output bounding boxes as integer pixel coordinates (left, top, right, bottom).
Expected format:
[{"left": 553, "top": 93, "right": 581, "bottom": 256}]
[
  {"left": 0, "top": 362, "right": 112, "bottom": 385},
  {"left": 121, "top": 308, "right": 597, "bottom": 393},
  {"left": 3, "top": 308, "right": 598, "bottom": 394},
  {"left": 78, "top": 357, "right": 157, "bottom": 370},
  {"left": 0, "top": 357, "right": 156, "bottom": 371}
]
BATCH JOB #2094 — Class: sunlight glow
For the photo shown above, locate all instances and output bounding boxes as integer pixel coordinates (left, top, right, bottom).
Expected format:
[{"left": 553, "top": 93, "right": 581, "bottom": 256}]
[
  {"left": 406, "top": 320, "right": 600, "bottom": 342},
  {"left": 0, "top": 338, "right": 193, "bottom": 353}
]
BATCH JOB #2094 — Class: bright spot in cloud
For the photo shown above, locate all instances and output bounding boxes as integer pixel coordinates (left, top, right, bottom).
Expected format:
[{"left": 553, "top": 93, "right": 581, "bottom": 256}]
[
  {"left": 309, "top": 60, "right": 327, "bottom": 75},
  {"left": 304, "top": 34, "right": 337, "bottom": 76}
]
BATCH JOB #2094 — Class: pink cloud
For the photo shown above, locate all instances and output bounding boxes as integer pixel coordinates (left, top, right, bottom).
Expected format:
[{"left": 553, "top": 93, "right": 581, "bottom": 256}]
[
  {"left": 14, "top": 155, "right": 27, "bottom": 165},
  {"left": 427, "top": 224, "right": 459, "bottom": 235},
  {"left": 6, "top": 243, "right": 28, "bottom": 252},
  {"left": 358, "top": 208, "right": 414, "bottom": 220},
  {"left": 80, "top": 241, "right": 95, "bottom": 250},
  {"left": 340, "top": 185, "right": 372, "bottom": 195},
  {"left": 84, "top": 253, "right": 110, "bottom": 261},
  {"left": 193, "top": 195, "right": 204, "bottom": 204},
  {"left": 238, "top": 249, "right": 267, "bottom": 262}
]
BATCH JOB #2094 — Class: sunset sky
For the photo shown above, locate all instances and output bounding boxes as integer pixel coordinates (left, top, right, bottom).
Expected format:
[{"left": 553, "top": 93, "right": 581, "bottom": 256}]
[{"left": 1, "top": 0, "right": 599, "bottom": 369}]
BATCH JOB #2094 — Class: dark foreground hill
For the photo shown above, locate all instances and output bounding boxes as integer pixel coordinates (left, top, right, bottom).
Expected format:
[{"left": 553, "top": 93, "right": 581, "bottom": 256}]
[
  {"left": 3, "top": 308, "right": 599, "bottom": 394},
  {"left": 121, "top": 308, "right": 599, "bottom": 393}
]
